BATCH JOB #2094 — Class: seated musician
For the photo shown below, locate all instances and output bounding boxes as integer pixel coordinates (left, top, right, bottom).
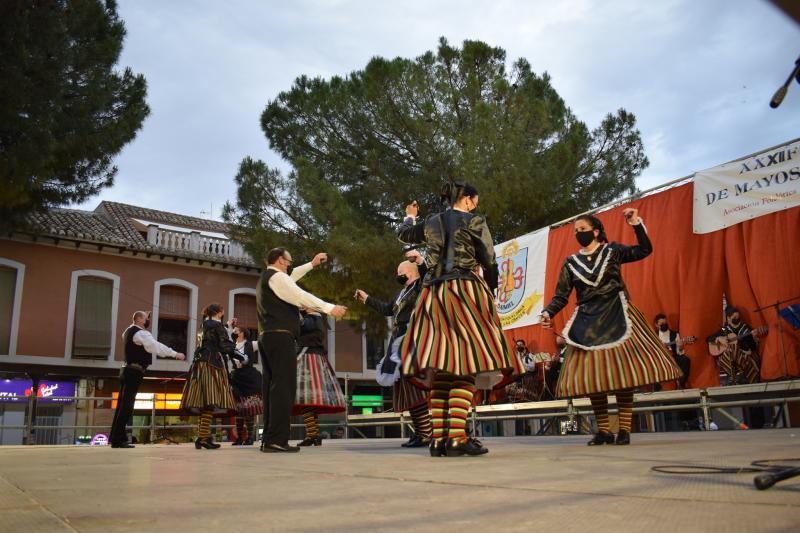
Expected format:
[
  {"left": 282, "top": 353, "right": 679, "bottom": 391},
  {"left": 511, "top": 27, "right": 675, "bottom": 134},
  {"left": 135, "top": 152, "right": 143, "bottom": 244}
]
[
  {"left": 505, "top": 340, "right": 542, "bottom": 402},
  {"left": 654, "top": 313, "right": 691, "bottom": 389},
  {"left": 707, "top": 306, "right": 764, "bottom": 385}
]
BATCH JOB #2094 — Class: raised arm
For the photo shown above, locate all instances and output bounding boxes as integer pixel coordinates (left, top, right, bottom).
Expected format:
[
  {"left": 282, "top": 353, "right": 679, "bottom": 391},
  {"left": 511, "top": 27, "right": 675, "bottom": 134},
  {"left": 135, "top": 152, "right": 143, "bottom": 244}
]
[
  {"left": 365, "top": 295, "right": 395, "bottom": 317},
  {"left": 397, "top": 216, "right": 426, "bottom": 245}
]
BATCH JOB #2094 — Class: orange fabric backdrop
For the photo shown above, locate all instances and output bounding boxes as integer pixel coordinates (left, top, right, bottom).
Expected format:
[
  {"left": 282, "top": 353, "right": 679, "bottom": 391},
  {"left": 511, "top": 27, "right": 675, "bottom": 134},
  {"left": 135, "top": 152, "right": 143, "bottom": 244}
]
[{"left": 503, "top": 183, "right": 800, "bottom": 388}]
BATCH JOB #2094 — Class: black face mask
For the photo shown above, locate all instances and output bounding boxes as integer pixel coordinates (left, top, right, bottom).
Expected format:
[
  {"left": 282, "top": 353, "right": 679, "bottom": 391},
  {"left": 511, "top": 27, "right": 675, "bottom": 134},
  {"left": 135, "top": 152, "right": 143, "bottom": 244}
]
[
  {"left": 576, "top": 230, "right": 595, "bottom": 247},
  {"left": 729, "top": 318, "right": 740, "bottom": 327},
  {"left": 516, "top": 346, "right": 525, "bottom": 353},
  {"left": 659, "top": 323, "right": 669, "bottom": 332},
  {"left": 396, "top": 274, "right": 409, "bottom": 285},
  {"left": 144, "top": 319, "right": 151, "bottom": 329},
  {"left": 286, "top": 264, "right": 294, "bottom": 276}
]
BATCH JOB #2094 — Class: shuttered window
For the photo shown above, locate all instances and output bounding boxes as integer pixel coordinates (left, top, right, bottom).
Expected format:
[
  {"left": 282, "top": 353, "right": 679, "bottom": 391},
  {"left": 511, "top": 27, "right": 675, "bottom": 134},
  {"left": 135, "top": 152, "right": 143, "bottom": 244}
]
[
  {"left": 73, "top": 276, "right": 113, "bottom": 358},
  {"left": 157, "top": 285, "right": 190, "bottom": 355},
  {"left": 0, "top": 267, "right": 17, "bottom": 355},
  {"left": 234, "top": 293, "right": 257, "bottom": 332}
]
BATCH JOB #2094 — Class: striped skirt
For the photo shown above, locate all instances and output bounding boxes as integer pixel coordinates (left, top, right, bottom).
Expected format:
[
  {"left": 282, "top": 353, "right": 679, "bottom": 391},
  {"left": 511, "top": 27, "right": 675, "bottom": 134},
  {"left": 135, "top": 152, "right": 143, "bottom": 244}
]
[
  {"left": 556, "top": 304, "right": 683, "bottom": 397},
  {"left": 401, "top": 278, "right": 524, "bottom": 377},
  {"left": 393, "top": 377, "right": 428, "bottom": 413},
  {"left": 181, "top": 361, "right": 236, "bottom": 416},
  {"left": 292, "top": 350, "right": 346, "bottom": 415}
]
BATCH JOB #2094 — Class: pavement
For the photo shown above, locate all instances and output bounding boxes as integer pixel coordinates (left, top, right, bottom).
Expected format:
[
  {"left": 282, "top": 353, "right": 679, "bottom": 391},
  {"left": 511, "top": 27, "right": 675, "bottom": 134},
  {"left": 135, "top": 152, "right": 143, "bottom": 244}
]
[{"left": 0, "top": 430, "right": 799, "bottom": 532}]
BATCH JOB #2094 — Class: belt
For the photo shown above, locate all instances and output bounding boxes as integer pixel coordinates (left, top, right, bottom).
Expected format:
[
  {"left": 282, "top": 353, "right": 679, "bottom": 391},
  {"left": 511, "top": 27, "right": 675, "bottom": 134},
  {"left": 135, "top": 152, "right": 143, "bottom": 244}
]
[
  {"left": 264, "top": 329, "right": 294, "bottom": 335},
  {"left": 124, "top": 363, "right": 146, "bottom": 372}
]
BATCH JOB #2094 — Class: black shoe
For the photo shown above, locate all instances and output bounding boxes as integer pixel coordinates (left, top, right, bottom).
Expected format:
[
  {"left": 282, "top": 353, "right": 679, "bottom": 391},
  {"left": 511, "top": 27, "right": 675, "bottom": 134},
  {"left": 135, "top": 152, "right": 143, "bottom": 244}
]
[
  {"left": 429, "top": 439, "right": 446, "bottom": 457},
  {"left": 244, "top": 438, "right": 255, "bottom": 446},
  {"left": 587, "top": 431, "right": 615, "bottom": 446},
  {"left": 195, "top": 438, "right": 202, "bottom": 450},
  {"left": 445, "top": 437, "right": 489, "bottom": 457},
  {"left": 231, "top": 438, "right": 244, "bottom": 446},
  {"left": 261, "top": 443, "right": 301, "bottom": 453},
  {"left": 198, "top": 438, "right": 221, "bottom": 450},
  {"left": 402, "top": 434, "right": 428, "bottom": 448},
  {"left": 111, "top": 442, "right": 135, "bottom": 449},
  {"left": 615, "top": 430, "right": 631, "bottom": 445},
  {"left": 297, "top": 437, "right": 322, "bottom": 447}
]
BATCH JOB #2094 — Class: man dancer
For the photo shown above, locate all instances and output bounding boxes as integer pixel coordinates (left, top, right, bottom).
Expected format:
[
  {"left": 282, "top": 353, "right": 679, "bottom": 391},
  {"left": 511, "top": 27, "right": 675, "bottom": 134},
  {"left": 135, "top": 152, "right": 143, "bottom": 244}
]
[
  {"left": 355, "top": 249, "right": 433, "bottom": 447},
  {"left": 258, "top": 249, "right": 347, "bottom": 453},
  {"left": 110, "top": 311, "right": 185, "bottom": 448}
]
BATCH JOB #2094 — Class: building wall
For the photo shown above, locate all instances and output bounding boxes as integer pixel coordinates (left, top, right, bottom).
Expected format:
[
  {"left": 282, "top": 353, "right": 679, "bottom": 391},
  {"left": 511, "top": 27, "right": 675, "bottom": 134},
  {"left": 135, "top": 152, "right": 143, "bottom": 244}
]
[{"left": 0, "top": 239, "right": 258, "bottom": 361}]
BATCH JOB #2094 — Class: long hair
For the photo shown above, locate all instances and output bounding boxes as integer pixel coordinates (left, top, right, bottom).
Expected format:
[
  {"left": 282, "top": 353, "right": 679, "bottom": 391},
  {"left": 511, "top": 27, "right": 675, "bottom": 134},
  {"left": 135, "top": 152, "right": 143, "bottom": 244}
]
[
  {"left": 575, "top": 214, "right": 608, "bottom": 243},
  {"left": 440, "top": 180, "right": 479, "bottom": 207},
  {"left": 201, "top": 303, "right": 223, "bottom": 320}
]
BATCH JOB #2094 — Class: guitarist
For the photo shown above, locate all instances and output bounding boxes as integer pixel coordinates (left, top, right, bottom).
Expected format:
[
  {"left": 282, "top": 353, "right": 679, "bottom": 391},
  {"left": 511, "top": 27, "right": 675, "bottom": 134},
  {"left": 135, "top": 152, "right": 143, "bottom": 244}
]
[
  {"left": 707, "top": 306, "right": 763, "bottom": 385},
  {"left": 654, "top": 314, "right": 693, "bottom": 389}
]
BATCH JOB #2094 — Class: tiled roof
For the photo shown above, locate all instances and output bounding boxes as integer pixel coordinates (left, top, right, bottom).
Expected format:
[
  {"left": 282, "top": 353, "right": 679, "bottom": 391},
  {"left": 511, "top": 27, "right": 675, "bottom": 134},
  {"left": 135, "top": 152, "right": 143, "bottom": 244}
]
[{"left": 18, "top": 202, "right": 257, "bottom": 268}]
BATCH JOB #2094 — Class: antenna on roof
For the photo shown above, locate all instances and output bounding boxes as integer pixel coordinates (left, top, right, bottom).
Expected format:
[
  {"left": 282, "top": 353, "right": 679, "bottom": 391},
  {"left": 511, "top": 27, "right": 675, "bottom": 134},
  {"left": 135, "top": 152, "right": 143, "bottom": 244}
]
[{"left": 199, "top": 203, "right": 213, "bottom": 219}]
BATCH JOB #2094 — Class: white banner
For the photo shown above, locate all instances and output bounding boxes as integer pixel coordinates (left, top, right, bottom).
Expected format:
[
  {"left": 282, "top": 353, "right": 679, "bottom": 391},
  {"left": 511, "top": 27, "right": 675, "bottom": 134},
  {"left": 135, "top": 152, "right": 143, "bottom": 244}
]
[
  {"left": 494, "top": 227, "right": 549, "bottom": 329},
  {"left": 693, "top": 140, "right": 800, "bottom": 234}
]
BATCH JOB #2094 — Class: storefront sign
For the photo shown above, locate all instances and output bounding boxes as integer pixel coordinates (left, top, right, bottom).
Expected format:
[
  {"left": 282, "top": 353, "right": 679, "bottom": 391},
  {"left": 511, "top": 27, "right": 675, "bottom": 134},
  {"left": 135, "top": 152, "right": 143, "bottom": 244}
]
[
  {"left": 111, "top": 392, "right": 183, "bottom": 410},
  {"left": 0, "top": 380, "right": 76, "bottom": 403}
]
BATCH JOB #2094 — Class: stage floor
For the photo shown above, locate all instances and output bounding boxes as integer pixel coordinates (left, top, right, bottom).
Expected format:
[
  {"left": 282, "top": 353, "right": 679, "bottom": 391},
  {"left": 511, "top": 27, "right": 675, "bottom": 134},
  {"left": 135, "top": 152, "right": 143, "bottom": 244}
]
[{"left": 0, "top": 430, "right": 798, "bottom": 532}]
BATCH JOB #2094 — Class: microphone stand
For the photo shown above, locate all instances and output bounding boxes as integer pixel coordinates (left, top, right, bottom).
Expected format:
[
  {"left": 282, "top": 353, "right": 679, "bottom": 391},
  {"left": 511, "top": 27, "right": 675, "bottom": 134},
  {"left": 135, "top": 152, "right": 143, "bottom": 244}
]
[
  {"left": 152, "top": 372, "right": 187, "bottom": 445},
  {"left": 753, "top": 294, "right": 800, "bottom": 380}
]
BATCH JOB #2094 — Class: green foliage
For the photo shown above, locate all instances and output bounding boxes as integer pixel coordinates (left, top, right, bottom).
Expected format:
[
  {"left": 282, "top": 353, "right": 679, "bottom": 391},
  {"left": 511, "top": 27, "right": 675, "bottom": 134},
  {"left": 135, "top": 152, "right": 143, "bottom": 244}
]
[
  {"left": 0, "top": 0, "right": 149, "bottom": 228},
  {"left": 224, "top": 38, "right": 647, "bottom": 336}
]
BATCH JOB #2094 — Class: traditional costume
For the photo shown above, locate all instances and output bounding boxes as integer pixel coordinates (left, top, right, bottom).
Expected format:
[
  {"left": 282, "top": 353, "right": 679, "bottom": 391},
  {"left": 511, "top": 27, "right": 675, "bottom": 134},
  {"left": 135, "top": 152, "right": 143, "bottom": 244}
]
[
  {"left": 365, "top": 274, "right": 432, "bottom": 447},
  {"left": 181, "top": 318, "right": 237, "bottom": 449},
  {"left": 230, "top": 338, "right": 263, "bottom": 445},
  {"left": 293, "top": 311, "right": 345, "bottom": 446},
  {"left": 543, "top": 219, "right": 681, "bottom": 445},
  {"left": 707, "top": 321, "right": 760, "bottom": 385},
  {"left": 399, "top": 205, "right": 524, "bottom": 457}
]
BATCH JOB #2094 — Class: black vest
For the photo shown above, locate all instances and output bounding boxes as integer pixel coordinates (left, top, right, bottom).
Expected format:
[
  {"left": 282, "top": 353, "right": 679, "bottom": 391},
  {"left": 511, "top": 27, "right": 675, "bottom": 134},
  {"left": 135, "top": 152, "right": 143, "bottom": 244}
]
[
  {"left": 123, "top": 325, "right": 152, "bottom": 367},
  {"left": 257, "top": 269, "right": 301, "bottom": 337}
]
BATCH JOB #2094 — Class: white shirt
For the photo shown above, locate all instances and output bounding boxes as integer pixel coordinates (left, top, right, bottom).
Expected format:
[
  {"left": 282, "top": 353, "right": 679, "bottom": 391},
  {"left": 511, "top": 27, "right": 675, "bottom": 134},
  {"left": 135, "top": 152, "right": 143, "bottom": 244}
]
[
  {"left": 126, "top": 328, "right": 180, "bottom": 358},
  {"left": 234, "top": 340, "right": 259, "bottom": 367},
  {"left": 267, "top": 262, "right": 335, "bottom": 314},
  {"left": 658, "top": 329, "right": 683, "bottom": 355}
]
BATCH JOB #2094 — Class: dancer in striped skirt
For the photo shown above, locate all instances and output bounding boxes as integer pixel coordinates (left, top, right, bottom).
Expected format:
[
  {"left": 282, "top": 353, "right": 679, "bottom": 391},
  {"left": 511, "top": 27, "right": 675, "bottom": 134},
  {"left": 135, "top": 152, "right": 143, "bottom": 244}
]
[
  {"left": 293, "top": 309, "right": 345, "bottom": 446},
  {"left": 540, "top": 209, "right": 682, "bottom": 445},
  {"left": 398, "top": 181, "right": 524, "bottom": 457},
  {"left": 181, "top": 303, "right": 237, "bottom": 449}
]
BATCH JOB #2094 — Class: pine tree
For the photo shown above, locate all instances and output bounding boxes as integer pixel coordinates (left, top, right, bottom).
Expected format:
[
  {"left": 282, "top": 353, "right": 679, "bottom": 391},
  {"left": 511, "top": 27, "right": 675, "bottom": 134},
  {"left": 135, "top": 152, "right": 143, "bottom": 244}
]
[
  {"left": 224, "top": 38, "right": 648, "bottom": 335},
  {"left": 0, "top": 0, "right": 149, "bottom": 228}
]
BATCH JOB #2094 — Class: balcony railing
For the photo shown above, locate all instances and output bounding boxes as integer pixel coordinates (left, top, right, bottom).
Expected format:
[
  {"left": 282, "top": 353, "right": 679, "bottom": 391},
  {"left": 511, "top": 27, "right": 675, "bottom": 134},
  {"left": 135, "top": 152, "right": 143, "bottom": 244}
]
[{"left": 145, "top": 225, "right": 248, "bottom": 260}]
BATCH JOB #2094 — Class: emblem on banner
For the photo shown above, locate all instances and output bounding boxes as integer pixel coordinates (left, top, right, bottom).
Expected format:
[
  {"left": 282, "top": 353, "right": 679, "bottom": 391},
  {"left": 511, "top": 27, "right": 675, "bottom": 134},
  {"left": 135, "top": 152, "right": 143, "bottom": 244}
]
[{"left": 497, "top": 241, "right": 527, "bottom": 313}]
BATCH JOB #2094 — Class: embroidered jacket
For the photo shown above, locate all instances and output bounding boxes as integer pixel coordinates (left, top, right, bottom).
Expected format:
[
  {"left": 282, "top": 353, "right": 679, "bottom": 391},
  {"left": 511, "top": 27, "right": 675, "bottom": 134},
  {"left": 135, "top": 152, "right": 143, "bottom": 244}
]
[{"left": 543, "top": 222, "right": 651, "bottom": 350}]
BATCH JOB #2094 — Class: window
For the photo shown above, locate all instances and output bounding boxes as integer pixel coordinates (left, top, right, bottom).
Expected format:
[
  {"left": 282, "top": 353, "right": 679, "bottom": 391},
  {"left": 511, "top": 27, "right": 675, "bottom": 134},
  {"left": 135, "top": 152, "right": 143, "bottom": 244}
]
[
  {"left": 156, "top": 285, "right": 190, "bottom": 356},
  {"left": 233, "top": 292, "right": 258, "bottom": 340},
  {"left": 365, "top": 334, "right": 385, "bottom": 371},
  {"left": 0, "top": 266, "right": 17, "bottom": 355},
  {"left": 72, "top": 276, "right": 113, "bottom": 359}
]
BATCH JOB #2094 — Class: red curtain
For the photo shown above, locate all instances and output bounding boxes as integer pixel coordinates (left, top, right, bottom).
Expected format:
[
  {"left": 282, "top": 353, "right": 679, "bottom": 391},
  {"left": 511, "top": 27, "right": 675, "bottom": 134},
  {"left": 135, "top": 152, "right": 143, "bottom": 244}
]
[{"left": 504, "top": 183, "right": 800, "bottom": 388}]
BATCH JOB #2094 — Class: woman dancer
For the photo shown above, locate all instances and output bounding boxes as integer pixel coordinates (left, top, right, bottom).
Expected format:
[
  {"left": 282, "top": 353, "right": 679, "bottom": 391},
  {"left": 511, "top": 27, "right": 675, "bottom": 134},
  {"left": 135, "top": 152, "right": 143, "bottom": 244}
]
[
  {"left": 230, "top": 325, "right": 263, "bottom": 445},
  {"left": 181, "top": 303, "right": 237, "bottom": 449},
  {"left": 398, "top": 181, "right": 524, "bottom": 457},
  {"left": 293, "top": 309, "right": 346, "bottom": 446},
  {"left": 540, "top": 209, "right": 681, "bottom": 445}
]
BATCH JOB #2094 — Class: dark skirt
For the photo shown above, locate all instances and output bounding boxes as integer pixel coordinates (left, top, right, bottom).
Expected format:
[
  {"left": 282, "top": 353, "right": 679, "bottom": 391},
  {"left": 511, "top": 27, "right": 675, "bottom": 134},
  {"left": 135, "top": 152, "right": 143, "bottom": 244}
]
[
  {"left": 393, "top": 377, "right": 428, "bottom": 412},
  {"left": 181, "top": 361, "right": 236, "bottom": 416},
  {"left": 230, "top": 366, "right": 263, "bottom": 416},
  {"left": 292, "top": 350, "right": 346, "bottom": 415},
  {"left": 556, "top": 303, "right": 683, "bottom": 397},
  {"left": 401, "top": 278, "right": 524, "bottom": 377}
]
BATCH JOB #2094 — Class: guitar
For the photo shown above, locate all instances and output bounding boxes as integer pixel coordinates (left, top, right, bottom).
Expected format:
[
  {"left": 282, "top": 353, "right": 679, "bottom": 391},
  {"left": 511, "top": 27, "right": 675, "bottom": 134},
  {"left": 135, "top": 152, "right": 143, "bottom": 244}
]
[
  {"left": 708, "top": 326, "right": 768, "bottom": 357},
  {"left": 662, "top": 335, "right": 697, "bottom": 349}
]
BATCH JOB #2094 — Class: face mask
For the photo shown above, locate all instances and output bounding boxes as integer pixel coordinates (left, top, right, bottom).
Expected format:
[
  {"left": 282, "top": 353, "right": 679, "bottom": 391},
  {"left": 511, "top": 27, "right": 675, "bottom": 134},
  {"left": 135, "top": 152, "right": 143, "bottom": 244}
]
[
  {"left": 576, "top": 230, "right": 595, "bottom": 247},
  {"left": 729, "top": 318, "right": 740, "bottom": 327},
  {"left": 144, "top": 319, "right": 151, "bottom": 329},
  {"left": 659, "top": 323, "right": 669, "bottom": 332},
  {"left": 286, "top": 263, "right": 294, "bottom": 276},
  {"left": 396, "top": 274, "right": 409, "bottom": 285},
  {"left": 516, "top": 346, "right": 525, "bottom": 353}
]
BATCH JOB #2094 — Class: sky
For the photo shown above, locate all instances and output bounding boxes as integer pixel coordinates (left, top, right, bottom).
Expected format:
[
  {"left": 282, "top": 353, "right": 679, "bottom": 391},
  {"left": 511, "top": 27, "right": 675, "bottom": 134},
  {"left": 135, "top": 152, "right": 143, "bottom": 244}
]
[{"left": 75, "top": 0, "right": 800, "bottom": 221}]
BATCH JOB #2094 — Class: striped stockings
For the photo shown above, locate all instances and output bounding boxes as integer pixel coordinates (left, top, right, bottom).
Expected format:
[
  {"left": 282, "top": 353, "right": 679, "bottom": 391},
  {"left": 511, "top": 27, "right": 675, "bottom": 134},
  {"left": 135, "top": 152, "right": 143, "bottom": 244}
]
[
  {"left": 302, "top": 407, "right": 320, "bottom": 440},
  {"left": 616, "top": 389, "right": 634, "bottom": 432},
  {"left": 589, "top": 394, "right": 610, "bottom": 433},
  {"left": 409, "top": 403, "right": 432, "bottom": 440},
  {"left": 429, "top": 372, "right": 476, "bottom": 443},
  {"left": 198, "top": 411, "right": 213, "bottom": 440}
]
